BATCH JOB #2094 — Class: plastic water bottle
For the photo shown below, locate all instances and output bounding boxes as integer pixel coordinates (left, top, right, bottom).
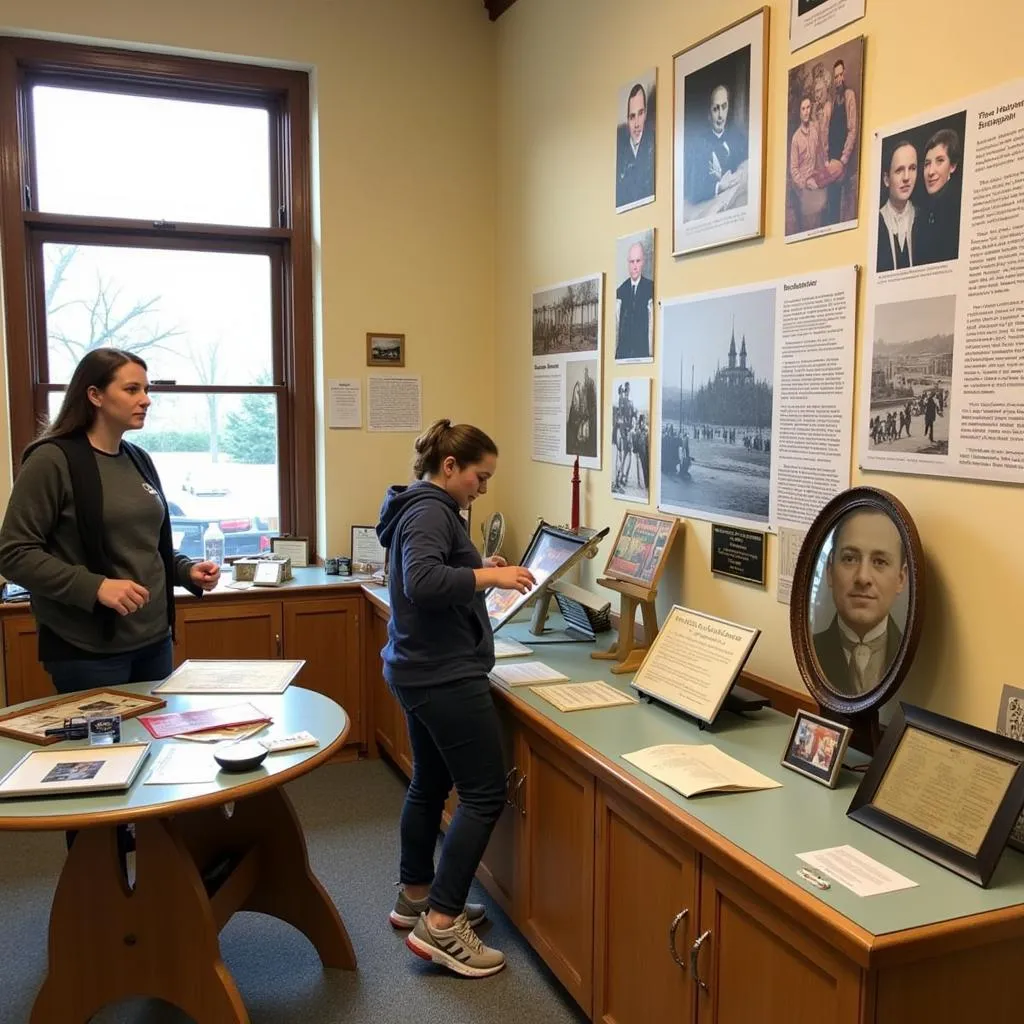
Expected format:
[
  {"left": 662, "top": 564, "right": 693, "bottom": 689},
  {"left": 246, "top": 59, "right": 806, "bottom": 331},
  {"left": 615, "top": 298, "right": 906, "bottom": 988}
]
[{"left": 203, "top": 520, "right": 225, "bottom": 565}]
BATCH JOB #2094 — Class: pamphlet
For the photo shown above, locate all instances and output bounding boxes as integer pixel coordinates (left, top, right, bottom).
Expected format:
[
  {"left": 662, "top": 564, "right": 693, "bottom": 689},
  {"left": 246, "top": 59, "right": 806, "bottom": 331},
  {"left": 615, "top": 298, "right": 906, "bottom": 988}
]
[
  {"left": 489, "top": 661, "right": 569, "bottom": 687},
  {"left": 622, "top": 743, "right": 782, "bottom": 798},
  {"left": 797, "top": 846, "right": 918, "bottom": 897},
  {"left": 493, "top": 637, "right": 534, "bottom": 659},
  {"left": 531, "top": 681, "right": 638, "bottom": 713},
  {"left": 144, "top": 744, "right": 221, "bottom": 785},
  {"left": 138, "top": 702, "right": 272, "bottom": 739}
]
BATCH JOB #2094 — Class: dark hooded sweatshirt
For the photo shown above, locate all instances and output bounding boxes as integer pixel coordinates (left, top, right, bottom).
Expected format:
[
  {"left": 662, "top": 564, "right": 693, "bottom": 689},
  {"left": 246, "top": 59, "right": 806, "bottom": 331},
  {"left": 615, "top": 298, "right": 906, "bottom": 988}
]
[{"left": 376, "top": 481, "right": 493, "bottom": 688}]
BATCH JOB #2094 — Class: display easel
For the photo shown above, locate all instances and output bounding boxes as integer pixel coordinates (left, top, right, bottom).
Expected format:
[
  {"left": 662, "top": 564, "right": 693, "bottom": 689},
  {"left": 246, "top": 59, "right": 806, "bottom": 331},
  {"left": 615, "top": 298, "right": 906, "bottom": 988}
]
[{"left": 591, "top": 576, "right": 659, "bottom": 674}]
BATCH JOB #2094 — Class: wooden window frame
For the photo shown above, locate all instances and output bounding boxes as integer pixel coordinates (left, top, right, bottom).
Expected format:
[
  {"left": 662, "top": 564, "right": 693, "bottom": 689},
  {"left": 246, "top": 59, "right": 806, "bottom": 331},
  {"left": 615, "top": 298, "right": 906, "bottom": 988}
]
[{"left": 0, "top": 37, "right": 317, "bottom": 558}]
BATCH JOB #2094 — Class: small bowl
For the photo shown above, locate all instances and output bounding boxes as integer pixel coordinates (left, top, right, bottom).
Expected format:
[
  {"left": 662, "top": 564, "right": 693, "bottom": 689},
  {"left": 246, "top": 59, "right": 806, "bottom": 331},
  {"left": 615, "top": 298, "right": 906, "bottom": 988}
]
[{"left": 213, "top": 740, "right": 269, "bottom": 773}]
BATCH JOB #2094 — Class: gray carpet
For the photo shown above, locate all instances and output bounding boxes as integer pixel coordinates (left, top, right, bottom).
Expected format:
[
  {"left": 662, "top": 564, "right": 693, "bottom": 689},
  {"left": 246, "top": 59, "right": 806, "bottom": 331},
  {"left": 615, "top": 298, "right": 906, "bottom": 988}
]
[{"left": 0, "top": 758, "right": 588, "bottom": 1024}]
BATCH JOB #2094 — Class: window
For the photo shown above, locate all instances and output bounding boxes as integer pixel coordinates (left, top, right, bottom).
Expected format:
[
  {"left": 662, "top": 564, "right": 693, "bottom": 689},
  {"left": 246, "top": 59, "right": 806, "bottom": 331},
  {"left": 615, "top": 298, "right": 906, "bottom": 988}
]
[{"left": 0, "top": 38, "right": 315, "bottom": 558}]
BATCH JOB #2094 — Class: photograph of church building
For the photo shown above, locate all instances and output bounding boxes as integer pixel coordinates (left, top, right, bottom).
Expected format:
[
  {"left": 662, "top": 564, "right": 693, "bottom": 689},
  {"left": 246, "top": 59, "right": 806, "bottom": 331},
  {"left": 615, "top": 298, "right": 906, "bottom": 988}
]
[{"left": 660, "top": 286, "right": 775, "bottom": 524}]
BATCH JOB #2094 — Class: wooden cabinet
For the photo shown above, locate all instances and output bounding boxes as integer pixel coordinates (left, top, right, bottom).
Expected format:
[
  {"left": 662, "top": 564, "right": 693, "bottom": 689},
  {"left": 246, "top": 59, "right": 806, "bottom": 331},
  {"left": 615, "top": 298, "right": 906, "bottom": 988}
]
[
  {"left": 2, "top": 614, "right": 54, "bottom": 705},
  {"left": 516, "top": 727, "right": 595, "bottom": 1015},
  {"left": 282, "top": 597, "right": 362, "bottom": 746},
  {"left": 477, "top": 710, "right": 519, "bottom": 915},
  {"left": 593, "top": 785, "right": 697, "bottom": 1024},
  {"left": 174, "top": 600, "right": 282, "bottom": 661},
  {"left": 366, "top": 606, "right": 412, "bottom": 776},
  {"left": 693, "top": 859, "right": 863, "bottom": 1024}
]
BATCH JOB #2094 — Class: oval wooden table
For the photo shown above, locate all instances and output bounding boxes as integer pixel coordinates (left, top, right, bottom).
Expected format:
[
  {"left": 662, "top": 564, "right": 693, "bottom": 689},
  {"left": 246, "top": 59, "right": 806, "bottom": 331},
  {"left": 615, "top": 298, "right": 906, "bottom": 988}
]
[{"left": 0, "top": 683, "right": 355, "bottom": 1024}]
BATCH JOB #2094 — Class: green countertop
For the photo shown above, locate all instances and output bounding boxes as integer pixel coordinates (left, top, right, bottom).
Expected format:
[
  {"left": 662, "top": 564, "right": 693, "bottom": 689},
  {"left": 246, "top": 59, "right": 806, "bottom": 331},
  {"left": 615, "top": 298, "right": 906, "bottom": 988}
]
[{"left": 365, "top": 587, "right": 1024, "bottom": 938}]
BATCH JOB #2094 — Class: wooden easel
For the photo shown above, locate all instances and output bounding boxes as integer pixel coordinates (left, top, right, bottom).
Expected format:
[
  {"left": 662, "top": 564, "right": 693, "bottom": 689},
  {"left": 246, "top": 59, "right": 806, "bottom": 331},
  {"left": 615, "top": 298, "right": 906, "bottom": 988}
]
[{"left": 591, "top": 576, "right": 659, "bottom": 674}]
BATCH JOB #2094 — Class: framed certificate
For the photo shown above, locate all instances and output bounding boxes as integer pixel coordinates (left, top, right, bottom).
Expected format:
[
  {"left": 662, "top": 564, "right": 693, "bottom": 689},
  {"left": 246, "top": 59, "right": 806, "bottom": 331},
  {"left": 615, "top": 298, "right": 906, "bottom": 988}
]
[
  {"left": 271, "top": 535, "right": 309, "bottom": 567},
  {"left": 848, "top": 703, "right": 1024, "bottom": 887},
  {"left": 630, "top": 605, "right": 760, "bottom": 725},
  {"left": 351, "top": 525, "right": 386, "bottom": 568}
]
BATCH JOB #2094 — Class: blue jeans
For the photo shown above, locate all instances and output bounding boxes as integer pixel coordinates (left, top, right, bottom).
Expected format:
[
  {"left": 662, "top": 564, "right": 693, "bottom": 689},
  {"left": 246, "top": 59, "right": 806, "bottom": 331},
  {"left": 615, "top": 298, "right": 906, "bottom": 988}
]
[
  {"left": 390, "top": 675, "right": 507, "bottom": 917},
  {"left": 44, "top": 635, "right": 173, "bottom": 695}
]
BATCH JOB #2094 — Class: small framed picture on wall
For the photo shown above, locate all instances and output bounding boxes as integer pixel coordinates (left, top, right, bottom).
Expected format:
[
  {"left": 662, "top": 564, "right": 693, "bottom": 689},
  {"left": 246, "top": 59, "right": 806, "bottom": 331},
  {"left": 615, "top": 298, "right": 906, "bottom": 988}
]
[{"left": 366, "top": 332, "right": 405, "bottom": 367}]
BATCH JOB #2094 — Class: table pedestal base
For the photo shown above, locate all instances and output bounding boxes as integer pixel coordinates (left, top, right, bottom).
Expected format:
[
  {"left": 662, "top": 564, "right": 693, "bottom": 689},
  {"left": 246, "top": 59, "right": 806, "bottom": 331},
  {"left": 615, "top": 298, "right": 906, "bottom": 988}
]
[{"left": 31, "top": 786, "right": 355, "bottom": 1023}]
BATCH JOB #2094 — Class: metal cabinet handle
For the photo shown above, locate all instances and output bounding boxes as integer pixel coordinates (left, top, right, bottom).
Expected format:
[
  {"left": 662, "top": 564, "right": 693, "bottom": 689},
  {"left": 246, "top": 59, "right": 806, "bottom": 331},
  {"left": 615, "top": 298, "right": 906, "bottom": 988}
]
[
  {"left": 504, "top": 767, "right": 518, "bottom": 806},
  {"left": 690, "top": 930, "right": 711, "bottom": 992},
  {"left": 274, "top": 632, "right": 282, "bottom": 657},
  {"left": 668, "top": 908, "right": 689, "bottom": 969},
  {"left": 514, "top": 774, "right": 526, "bottom": 816}
]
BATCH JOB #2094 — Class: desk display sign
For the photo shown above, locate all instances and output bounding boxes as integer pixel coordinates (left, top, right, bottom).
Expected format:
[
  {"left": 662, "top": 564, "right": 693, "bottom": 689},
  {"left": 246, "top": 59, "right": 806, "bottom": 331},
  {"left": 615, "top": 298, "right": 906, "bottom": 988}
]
[
  {"left": 630, "top": 605, "right": 760, "bottom": 725},
  {"left": 848, "top": 703, "right": 1024, "bottom": 887},
  {"left": 711, "top": 523, "right": 766, "bottom": 586},
  {"left": 0, "top": 742, "right": 151, "bottom": 799},
  {"left": 0, "top": 689, "right": 165, "bottom": 746}
]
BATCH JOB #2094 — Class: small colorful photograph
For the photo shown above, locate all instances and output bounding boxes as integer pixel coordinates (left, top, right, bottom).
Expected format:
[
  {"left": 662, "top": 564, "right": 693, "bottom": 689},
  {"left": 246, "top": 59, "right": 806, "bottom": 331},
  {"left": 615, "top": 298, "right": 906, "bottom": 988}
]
[{"left": 782, "top": 709, "right": 852, "bottom": 787}]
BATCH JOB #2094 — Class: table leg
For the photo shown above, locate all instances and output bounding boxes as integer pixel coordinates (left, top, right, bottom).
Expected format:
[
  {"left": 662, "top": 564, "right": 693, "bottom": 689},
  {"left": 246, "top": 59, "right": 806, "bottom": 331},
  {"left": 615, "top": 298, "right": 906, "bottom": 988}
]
[{"left": 30, "top": 820, "right": 249, "bottom": 1024}]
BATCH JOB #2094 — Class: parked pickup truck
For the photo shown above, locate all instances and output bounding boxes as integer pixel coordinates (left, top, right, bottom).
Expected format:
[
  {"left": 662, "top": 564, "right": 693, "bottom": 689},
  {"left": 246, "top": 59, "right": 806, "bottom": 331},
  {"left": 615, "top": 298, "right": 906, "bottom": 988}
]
[{"left": 168, "top": 502, "right": 274, "bottom": 560}]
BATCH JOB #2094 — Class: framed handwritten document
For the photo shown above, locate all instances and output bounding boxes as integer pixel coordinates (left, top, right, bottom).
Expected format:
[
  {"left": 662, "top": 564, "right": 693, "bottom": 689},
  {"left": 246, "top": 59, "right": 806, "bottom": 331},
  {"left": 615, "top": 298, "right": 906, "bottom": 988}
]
[
  {"left": 848, "top": 703, "right": 1024, "bottom": 887},
  {"left": 630, "top": 605, "right": 760, "bottom": 725}
]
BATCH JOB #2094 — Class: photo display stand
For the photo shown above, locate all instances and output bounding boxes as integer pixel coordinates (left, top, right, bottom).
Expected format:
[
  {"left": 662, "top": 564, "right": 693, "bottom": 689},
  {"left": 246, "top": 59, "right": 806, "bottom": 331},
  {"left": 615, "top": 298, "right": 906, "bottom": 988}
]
[
  {"left": 591, "top": 575, "right": 660, "bottom": 674},
  {"left": 592, "top": 510, "right": 681, "bottom": 673}
]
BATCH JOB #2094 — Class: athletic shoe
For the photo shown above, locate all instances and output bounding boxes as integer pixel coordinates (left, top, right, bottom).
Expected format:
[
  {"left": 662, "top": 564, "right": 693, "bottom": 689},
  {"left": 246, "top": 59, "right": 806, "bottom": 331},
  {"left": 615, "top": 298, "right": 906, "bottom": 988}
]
[
  {"left": 405, "top": 912, "right": 506, "bottom": 977},
  {"left": 389, "top": 889, "right": 487, "bottom": 930}
]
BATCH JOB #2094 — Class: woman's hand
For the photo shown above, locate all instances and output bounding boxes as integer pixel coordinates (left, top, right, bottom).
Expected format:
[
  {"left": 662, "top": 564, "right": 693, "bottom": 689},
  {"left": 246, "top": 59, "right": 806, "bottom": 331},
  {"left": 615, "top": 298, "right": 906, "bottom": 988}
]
[
  {"left": 488, "top": 565, "right": 536, "bottom": 594},
  {"left": 97, "top": 579, "right": 150, "bottom": 616},
  {"left": 483, "top": 555, "right": 508, "bottom": 568},
  {"left": 190, "top": 561, "right": 221, "bottom": 591}
]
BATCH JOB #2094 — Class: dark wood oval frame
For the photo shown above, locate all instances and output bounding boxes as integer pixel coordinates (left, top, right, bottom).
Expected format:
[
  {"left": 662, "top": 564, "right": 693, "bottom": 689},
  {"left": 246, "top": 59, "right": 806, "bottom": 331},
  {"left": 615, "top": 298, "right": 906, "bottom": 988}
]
[{"left": 790, "top": 486, "right": 925, "bottom": 724}]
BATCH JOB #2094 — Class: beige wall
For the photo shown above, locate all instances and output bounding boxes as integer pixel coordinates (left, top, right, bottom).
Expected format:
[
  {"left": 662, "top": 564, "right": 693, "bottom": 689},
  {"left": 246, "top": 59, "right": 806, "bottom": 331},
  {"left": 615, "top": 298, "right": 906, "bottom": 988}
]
[
  {"left": 0, "top": 0, "right": 499, "bottom": 555},
  {"left": 492, "top": 0, "right": 1024, "bottom": 727}
]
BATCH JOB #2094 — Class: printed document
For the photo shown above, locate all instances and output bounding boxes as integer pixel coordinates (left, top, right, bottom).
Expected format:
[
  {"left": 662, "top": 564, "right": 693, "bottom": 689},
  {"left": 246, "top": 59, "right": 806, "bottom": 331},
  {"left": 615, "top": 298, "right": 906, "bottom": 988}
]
[
  {"left": 489, "top": 661, "right": 569, "bottom": 687},
  {"left": 623, "top": 743, "right": 782, "bottom": 797},
  {"left": 797, "top": 846, "right": 918, "bottom": 897}
]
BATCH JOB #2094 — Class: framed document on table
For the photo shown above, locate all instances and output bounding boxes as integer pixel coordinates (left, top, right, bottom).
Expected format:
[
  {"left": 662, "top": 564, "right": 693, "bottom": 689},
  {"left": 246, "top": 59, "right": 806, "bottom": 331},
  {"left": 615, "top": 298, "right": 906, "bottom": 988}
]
[
  {"left": 848, "top": 703, "right": 1024, "bottom": 887},
  {"left": 630, "top": 605, "right": 760, "bottom": 726},
  {"left": 0, "top": 742, "right": 151, "bottom": 798}
]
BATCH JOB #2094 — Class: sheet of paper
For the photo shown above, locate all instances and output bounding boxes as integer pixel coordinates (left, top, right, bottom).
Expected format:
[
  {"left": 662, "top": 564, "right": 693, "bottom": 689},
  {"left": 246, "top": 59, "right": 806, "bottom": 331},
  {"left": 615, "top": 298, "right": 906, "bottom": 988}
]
[
  {"left": 367, "top": 375, "right": 422, "bottom": 432},
  {"left": 622, "top": 743, "right": 782, "bottom": 798},
  {"left": 531, "top": 681, "right": 638, "bottom": 713},
  {"left": 144, "top": 745, "right": 221, "bottom": 785},
  {"left": 493, "top": 637, "right": 534, "bottom": 658},
  {"left": 797, "top": 845, "right": 918, "bottom": 897},
  {"left": 328, "top": 378, "right": 361, "bottom": 428},
  {"left": 489, "top": 661, "right": 569, "bottom": 686},
  {"left": 776, "top": 526, "right": 807, "bottom": 605},
  {"left": 153, "top": 659, "right": 304, "bottom": 695},
  {"left": 176, "top": 722, "right": 270, "bottom": 743}
]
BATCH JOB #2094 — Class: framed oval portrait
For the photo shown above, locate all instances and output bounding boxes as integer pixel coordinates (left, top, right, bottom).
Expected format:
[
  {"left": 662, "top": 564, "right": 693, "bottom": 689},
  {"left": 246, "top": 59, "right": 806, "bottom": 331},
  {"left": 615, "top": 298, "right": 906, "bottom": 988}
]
[{"left": 790, "top": 487, "right": 924, "bottom": 718}]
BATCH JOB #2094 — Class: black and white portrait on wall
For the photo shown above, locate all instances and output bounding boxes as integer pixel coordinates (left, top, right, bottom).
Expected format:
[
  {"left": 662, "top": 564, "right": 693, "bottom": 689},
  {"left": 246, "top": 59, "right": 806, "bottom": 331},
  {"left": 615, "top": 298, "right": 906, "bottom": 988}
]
[
  {"left": 673, "top": 8, "right": 768, "bottom": 256},
  {"left": 615, "top": 69, "right": 656, "bottom": 213},
  {"left": 565, "top": 357, "right": 599, "bottom": 460},
  {"left": 614, "top": 228, "right": 655, "bottom": 363},
  {"left": 610, "top": 377, "right": 651, "bottom": 503}
]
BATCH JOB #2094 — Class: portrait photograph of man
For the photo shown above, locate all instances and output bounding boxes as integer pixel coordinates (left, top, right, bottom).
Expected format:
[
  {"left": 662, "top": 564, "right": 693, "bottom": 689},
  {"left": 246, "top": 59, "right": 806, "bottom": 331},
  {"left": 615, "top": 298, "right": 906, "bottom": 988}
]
[
  {"left": 785, "top": 37, "right": 864, "bottom": 242},
  {"left": 615, "top": 70, "right": 656, "bottom": 212},
  {"left": 810, "top": 508, "right": 909, "bottom": 697},
  {"left": 874, "top": 110, "right": 967, "bottom": 274},
  {"left": 673, "top": 9, "right": 767, "bottom": 255},
  {"left": 614, "top": 228, "right": 655, "bottom": 362}
]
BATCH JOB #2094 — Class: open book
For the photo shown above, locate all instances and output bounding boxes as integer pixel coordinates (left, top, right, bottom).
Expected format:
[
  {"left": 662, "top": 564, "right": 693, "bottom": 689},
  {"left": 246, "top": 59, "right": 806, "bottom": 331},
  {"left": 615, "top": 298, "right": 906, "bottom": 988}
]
[{"left": 622, "top": 743, "right": 781, "bottom": 798}]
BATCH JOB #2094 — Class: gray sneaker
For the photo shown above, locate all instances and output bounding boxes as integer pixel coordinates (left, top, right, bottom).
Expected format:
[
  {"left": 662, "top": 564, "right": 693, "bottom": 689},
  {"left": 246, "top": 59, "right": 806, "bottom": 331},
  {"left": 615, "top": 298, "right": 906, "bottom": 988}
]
[
  {"left": 405, "top": 912, "right": 506, "bottom": 977},
  {"left": 389, "top": 889, "right": 487, "bottom": 930}
]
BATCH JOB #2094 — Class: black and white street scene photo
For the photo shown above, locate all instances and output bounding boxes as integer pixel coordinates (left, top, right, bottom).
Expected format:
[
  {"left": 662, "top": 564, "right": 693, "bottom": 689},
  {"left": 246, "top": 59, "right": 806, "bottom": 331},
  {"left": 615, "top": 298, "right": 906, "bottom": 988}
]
[
  {"left": 867, "top": 295, "right": 955, "bottom": 457},
  {"left": 660, "top": 287, "right": 775, "bottom": 524},
  {"left": 610, "top": 377, "right": 650, "bottom": 503}
]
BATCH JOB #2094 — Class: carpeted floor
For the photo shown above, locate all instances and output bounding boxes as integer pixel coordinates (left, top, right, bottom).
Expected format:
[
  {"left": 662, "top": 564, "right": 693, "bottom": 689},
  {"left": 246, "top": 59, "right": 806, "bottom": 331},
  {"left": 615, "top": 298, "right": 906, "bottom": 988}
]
[{"left": 0, "top": 758, "right": 588, "bottom": 1024}]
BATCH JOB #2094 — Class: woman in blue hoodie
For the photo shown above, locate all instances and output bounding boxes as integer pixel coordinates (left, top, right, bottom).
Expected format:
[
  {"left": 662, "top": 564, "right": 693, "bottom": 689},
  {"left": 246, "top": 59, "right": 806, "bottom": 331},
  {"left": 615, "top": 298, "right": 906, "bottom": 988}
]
[{"left": 376, "top": 419, "right": 535, "bottom": 978}]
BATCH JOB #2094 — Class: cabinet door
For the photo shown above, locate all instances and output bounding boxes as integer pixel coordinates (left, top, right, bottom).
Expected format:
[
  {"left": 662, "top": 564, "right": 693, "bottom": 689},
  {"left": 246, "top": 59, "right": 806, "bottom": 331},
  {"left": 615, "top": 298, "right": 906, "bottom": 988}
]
[
  {"left": 593, "top": 784, "right": 697, "bottom": 1024},
  {"left": 2, "top": 615, "right": 54, "bottom": 705},
  {"left": 282, "top": 597, "right": 362, "bottom": 746},
  {"left": 516, "top": 727, "right": 595, "bottom": 1014},
  {"left": 367, "top": 609, "right": 398, "bottom": 760},
  {"left": 695, "top": 859, "right": 863, "bottom": 1024},
  {"left": 476, "top": 710, "right": 519, "bottom": 916},
  {"left": 174, "top": 600, "right": 282, "bottom": 661}
]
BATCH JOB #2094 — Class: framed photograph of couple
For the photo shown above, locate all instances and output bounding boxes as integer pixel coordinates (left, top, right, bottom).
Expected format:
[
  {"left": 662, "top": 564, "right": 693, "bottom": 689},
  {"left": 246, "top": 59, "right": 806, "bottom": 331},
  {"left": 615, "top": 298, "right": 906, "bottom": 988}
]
[
  {"left": 781, "top": 709, "right": 852, "bottom": 788},
  {"left": 673, "top": 7, "right": 769, "bottom": 256}
]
